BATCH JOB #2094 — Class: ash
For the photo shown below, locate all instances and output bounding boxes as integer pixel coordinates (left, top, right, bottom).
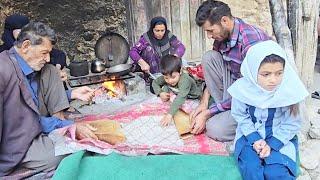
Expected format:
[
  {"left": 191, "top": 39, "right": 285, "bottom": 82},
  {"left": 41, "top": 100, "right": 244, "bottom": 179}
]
[{"left": 73, "top": 75, "right": 154, "bottom": 115}]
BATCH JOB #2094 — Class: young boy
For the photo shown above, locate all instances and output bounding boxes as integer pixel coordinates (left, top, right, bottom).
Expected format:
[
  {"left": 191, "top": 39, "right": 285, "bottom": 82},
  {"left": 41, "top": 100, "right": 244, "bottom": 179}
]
[{"left": 152, "top": 55, "right": 201, "bottom": 126}]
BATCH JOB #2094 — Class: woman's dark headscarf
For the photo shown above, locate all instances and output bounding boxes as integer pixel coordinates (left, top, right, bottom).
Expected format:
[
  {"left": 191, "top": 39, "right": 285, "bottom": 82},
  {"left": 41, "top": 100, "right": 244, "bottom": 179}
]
[
  {"left": 147, "top": 16, "right": 176, "bottom": 47},
  {"left": 0, "top": 14, "right": 66, "bottom": 69},
  {"left": 50, "top": 49, "right": 67, "bottom": 69},
  {"left": 0, "top": 14, "right": 29, "bottom": 52}
]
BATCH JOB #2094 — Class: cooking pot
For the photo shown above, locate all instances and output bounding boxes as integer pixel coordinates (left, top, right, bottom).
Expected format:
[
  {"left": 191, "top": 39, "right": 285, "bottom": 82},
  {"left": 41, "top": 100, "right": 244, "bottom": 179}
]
[
  {"left": 106, "top": 63, "right": 132, "bottom": 76},
  {"left": 69, "top": 60, "right": 89, "bottom": 77},
  {"left": 91, "top": 59, "right": 105, "bottom": 73}
]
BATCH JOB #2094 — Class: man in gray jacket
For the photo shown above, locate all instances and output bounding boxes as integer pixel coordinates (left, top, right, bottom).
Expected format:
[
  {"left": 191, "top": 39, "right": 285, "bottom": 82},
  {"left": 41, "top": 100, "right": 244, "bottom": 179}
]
[{"left": 0, "top": 22, "right": 97, "bottom": 176}]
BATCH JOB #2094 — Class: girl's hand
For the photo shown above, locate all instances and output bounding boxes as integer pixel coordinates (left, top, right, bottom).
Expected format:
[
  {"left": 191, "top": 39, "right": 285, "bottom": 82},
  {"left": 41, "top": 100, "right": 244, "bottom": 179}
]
[
  {"left": 160, "top": 114, "right": 173, "bottom": 126},
  {"left": 159, "top": 92, "right": 170, "bottom": 102},
  {"left": 259, "top": 144, "right": 271, "bottom": 158},
  {"left": 138, "top": 59, "right": 150, "bottom": 73},
  {"left": 253, "top": 139, "right": 266, "bottom": 154}
]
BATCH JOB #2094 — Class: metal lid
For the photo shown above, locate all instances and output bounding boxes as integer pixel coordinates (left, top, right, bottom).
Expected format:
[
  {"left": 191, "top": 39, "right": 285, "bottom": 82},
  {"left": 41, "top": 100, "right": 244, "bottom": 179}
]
[{"left": 94, "top": 32, "right": 130, "bottom": 67}]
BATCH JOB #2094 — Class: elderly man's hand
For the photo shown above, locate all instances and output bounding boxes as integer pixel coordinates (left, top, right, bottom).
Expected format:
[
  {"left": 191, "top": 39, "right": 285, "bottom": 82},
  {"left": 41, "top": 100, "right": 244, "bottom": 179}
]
[
  {"left": 71, "top": 86, "right": 95, "bottom": 101},
  {"left": 55, "top": 64, "right": 68, "bottom": 81},
  {"left": 75, "top": 123, "right": 98, "bottom": 140},
  {"left": 59, "top": 70, "right": 68, "bottom": 81},
  {"left": 190, "top": 109, "right": 211, "bottom": 134}
]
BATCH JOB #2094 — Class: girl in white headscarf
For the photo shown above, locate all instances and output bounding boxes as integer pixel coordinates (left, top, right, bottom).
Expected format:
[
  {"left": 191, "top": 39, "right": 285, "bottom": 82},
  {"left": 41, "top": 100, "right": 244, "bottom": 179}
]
[{"left": 228, "top": 40, "right": 308, "bottom": 180}]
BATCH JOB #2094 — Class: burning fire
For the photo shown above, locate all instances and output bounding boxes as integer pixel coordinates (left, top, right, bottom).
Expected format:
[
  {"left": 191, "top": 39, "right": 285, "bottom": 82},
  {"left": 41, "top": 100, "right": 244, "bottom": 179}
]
[{"left": 102, "top": 79, "right": 126, "bottom": 98}]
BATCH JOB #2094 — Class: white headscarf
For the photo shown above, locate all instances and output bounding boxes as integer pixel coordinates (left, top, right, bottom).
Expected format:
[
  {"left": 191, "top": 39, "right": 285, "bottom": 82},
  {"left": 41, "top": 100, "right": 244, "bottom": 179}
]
[{"left": 227, "top": 40, "right": 309, "bottom": 109}]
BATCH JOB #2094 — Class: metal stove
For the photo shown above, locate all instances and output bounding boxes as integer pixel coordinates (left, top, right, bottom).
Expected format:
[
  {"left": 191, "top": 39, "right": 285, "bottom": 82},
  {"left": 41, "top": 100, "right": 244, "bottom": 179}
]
[{"left": 68, "top": 71, "right": 135, "bottom": 88}]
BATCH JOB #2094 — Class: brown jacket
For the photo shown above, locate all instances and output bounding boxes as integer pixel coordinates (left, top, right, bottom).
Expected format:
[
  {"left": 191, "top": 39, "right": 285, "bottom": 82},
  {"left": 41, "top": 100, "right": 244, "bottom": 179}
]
[{"left": 0, "top": 48, "right": 42, "bottom": 176}]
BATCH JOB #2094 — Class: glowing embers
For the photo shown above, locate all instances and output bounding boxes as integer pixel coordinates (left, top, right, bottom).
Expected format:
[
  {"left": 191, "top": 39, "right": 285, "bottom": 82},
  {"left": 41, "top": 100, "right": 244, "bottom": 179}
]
[
  {"left": 93, "top": 78, "right": 126, "bottom": 103},
  {"left": 102, "top": 77, "right": 126, "bottom": 98}
]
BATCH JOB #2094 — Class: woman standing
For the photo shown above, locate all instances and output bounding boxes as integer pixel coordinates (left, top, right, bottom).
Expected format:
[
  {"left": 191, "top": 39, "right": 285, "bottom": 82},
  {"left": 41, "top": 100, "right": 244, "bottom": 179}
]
[{"left": 129, "top": 16, "right": 185, "bottom": 75}]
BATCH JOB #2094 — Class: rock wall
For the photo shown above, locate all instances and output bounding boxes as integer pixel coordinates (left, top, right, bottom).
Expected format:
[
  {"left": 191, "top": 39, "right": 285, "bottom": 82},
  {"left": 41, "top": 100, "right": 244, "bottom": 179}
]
[
  {"left": 0, "top": 0, "right": 127, "bottom": 62},
  {"left": 222, "top": 0, "right": 273, "bottom": 36}
]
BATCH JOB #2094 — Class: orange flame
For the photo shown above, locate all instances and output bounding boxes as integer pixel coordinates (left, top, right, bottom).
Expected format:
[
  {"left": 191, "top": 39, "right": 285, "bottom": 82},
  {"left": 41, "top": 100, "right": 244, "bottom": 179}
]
[
  {"left": 102, "top": 79, "right": 126, "bottom": 98},
  {"left": 102, "top": 81, "right": 117, "bottom": 97}
]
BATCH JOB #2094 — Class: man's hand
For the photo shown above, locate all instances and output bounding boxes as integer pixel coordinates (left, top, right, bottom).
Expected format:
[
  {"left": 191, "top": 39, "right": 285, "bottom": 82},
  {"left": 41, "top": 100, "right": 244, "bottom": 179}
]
[
  {"left": 138, "top": 59, "right": 150, "bottom": 73},
  {"left": 189, "top": 103, "right": 207, "bottom": 122},
  {"left": 190, "top": 109, "right": 211, "bottom": 134},
  {"left": 159, "top": 92, "right": 170, "bottom": 102},
  {"left": 55, "top": 64, "right": 68, "bottom": 81},
  {"left": 53, "top": 111, "right": 66, "bottom": 120},
  {"left": 71, "top": 86, "right": 94, "bottom": 101},
  {"left": 253, "top": 139, "right": 266, "bottom": 154},
  {"left": 259, "top": 144, "right": 271, "bottom": 158},
  {"left": 75, "top": 123, "right": 98, "bottom": 140},
  {"left": 190, "top": 88, "right": 210, "bottom": 122},
  {"left": 160, "top": 114, "right": 173, "bottom": 126}
]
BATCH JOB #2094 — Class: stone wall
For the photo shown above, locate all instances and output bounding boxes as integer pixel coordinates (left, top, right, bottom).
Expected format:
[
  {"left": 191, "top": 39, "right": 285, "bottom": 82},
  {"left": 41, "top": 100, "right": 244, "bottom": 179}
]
[
  {"left": 222, "top": 0, "right": 273, "bottom": 37},
  {"left": 0, "top": 0, "right": 127, "bottom": 62}
]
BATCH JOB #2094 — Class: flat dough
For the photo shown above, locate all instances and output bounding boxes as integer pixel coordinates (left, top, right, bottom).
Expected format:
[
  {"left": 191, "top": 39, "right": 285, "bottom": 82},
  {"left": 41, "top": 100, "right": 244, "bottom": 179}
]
[
  {"left": 173, "top": 110, "right": 192, "bottom": 136},
  {"left": 89, "top": 119, "right": 126, "bottom": 145}
]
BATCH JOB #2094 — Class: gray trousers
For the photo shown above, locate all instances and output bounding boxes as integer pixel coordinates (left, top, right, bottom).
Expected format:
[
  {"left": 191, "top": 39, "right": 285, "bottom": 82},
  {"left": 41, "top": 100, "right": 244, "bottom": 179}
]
[
  {"left": 38, "top": 64, "right": 70, "bottom": 116},
  {"left": 20, "top": 64, "right": 69, "bottom": 173},
  {"left": 202, "top": 50, "right": 237, "bottom": 142},
  {"left": 20, "top": 134, "right": 66, "bottom": 173}
]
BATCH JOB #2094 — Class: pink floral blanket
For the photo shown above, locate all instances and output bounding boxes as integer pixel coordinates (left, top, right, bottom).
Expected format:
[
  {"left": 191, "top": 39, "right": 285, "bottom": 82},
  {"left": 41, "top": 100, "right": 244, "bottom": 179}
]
[{"left": 50, "top": 97, "right": 228, "bottom": 156}]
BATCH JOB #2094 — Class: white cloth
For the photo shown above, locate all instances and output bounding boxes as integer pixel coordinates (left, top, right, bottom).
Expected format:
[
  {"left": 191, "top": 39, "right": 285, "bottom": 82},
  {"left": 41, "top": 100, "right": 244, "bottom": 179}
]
[{"left": 227, "top": 40, "right": 308, "bottom": 109}]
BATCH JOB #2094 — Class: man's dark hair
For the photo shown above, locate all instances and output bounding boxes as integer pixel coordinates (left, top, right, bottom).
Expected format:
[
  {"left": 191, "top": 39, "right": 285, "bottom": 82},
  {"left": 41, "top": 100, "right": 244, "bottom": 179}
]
[
  {"left": 15, "top": 21, "right": 56, "bottom": 47},
  {"left": 160, "top": 54, "right": 182, "bottom": 75},
  {"left": 195, "top": 0, "right": 232, "bottom": 26}
]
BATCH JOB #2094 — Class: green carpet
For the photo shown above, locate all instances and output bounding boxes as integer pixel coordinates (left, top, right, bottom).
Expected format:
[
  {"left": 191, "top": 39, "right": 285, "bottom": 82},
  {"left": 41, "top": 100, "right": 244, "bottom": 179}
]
[{"left": 53, "top": 151, "right": 241, "bottom": 180}]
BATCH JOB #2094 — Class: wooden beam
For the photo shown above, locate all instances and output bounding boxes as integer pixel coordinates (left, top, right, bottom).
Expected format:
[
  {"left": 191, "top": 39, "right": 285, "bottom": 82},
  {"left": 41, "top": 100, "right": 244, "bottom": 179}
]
[
  {"left": 268, "top": 0, "right": 295, "bottom": 66},
  {"left": 189, "top": 0, "right": 201, "bottom": 60},
  {"left": 144, "top": 0, "right": 161, "bottom": 21},
  {"left": 287, "top": 0, "right": 319, "bottom": 136},
  {"left": 132, "top": 0, "right": 148, "bottom": 43},
  {"left": 171, "top": 0, "right": 182, "bottom": 41},
  {"left": 161, "top": 0, "right": 172, "bottom": 31},
  {"left": 269, "top": 0, "right": 320, "bottom": 137},
  {"left": 180, "top": 0, "right": 191, "bottom": 59},
  {"left": 287, "top": 0, "right": 319, "bottom": 89},
  {"left": 125, "top": 0, "right": 135, "bottom": 46}
]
